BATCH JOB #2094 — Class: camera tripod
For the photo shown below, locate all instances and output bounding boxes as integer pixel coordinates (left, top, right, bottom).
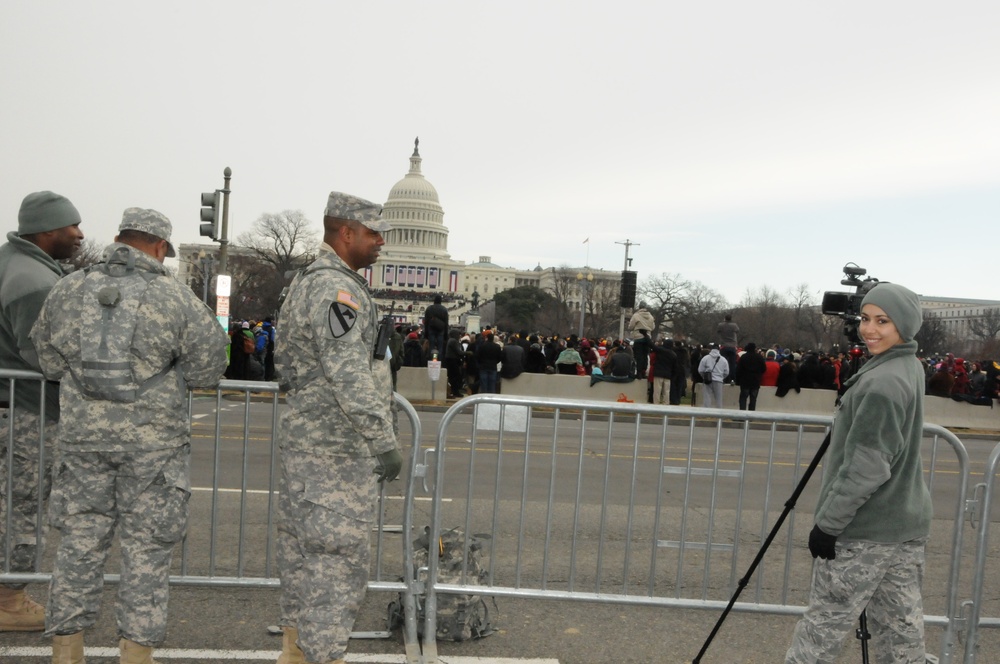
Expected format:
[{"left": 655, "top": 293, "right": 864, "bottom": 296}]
[{"left": 691, "top": 430, "right": 879, "bottom": 663}]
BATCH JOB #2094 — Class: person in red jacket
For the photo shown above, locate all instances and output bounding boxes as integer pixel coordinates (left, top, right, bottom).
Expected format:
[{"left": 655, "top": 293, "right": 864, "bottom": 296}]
[{"left": 761, "top": 349, "right": 780, "bottom": 387}]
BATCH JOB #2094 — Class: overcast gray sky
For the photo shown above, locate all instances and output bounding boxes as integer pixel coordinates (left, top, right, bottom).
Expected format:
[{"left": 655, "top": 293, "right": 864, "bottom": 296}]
[{"left": 3, "top": 1, "right": 998, "bottom": 304}]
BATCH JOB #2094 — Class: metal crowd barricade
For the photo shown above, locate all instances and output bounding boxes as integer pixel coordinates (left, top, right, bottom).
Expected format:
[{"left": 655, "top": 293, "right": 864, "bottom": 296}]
[
  {"left": 0, "top": 372, "right": 425, "bottom": 663},
  {"left": 963, "top": 439, "right": 1000, "bottom": 662},
  {"left": 417, "top": 394, "right": 977, "bottom": 664},
  {"left": 170, "top": 381, "right": 425, "bottom": 661},
  {"left": 1, "top": 368, "right": 52, "bottom": 581}
]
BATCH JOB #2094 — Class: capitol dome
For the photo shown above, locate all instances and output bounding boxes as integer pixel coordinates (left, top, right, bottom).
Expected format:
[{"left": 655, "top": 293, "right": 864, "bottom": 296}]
[{"left": 381, "top": 138, "right": 449, "bottom": 259}]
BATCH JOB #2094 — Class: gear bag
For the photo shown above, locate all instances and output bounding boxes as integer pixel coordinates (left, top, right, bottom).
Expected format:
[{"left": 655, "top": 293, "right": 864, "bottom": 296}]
[
  {"left": 388, "top": 526, "right": 496, "bottom": 642},
  {"left": 700, "top": 355, "right": 720, "bottom": 384},
  {"left": 73, "top": 246, "right": 168, "bottom": 402}
]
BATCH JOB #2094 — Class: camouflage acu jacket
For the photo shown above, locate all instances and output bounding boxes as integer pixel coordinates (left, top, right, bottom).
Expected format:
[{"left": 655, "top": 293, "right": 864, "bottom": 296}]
[
  {"left": 276, "top": 248, "right": 396, "bottom": 458},
  {"left": 30, "top": 243, "right": 229, "bottom": 451}
]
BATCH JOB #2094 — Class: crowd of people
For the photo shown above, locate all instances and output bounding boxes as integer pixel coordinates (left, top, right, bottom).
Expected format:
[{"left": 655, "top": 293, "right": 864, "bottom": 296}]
[
  {"left": 392, "top": 310, "right": 1000, "bottom": 413},
  {"left": 225, "top": 317, "right": 277, "bottom": 382}
]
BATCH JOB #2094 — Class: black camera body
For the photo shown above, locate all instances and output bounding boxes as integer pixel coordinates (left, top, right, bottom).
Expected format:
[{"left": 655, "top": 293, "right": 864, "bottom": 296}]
[{"left": 822, "top": 263, "right": 880, "bottom": 344}]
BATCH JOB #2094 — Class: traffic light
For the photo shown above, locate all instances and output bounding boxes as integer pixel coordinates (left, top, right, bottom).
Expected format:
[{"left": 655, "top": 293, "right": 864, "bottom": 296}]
[
  {"left": 620, "top": 270, "right": 637, "bottom": 308},
  {"left": 200, "top": 191, "right": 221, "bottom": 240}
]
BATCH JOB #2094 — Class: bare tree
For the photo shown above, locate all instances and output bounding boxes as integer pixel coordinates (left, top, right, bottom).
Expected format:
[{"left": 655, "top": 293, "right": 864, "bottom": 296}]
[
  {"left": 786, "top": 284, "right": 827, "bottom": 349},
  {"left": 236, "top": 210, "right": 319, "bottom": 277},
  {"left": 230, "top": 210, "right": 321, "bottom": 320},
  {"left": 583, "top": 279, "right": 621, "bottom": 339},
  {"left": 967, "top": 307, "right": 1000, "bottom": 342},
  {"left": 669, "top": 280, "right": 728, "bottom": 344},
  {"left": 915, "top": 312, "right": 950, "bottom": 357},
  {"left": 735, "top": 285, "right": 789, "bottom": 348},
  {"left": 637, "top": 272, "right": 694, "bottom": 336},
  {"left": 539, "top": 267, "right": 581, "bottom": 335}
]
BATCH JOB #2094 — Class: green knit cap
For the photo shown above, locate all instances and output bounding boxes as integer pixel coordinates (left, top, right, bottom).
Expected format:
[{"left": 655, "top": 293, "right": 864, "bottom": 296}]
[
  {"left": 18, "top": 191, "right": 81, "bottom": 236},
  {"left": 861, "top": 283, "right": 922, "bottom": 342}
]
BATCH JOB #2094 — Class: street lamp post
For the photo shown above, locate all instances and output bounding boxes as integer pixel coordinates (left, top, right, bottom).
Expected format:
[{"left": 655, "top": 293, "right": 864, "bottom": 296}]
[{"left": 576, "top": 271, "right": 593, "bottom": 338}]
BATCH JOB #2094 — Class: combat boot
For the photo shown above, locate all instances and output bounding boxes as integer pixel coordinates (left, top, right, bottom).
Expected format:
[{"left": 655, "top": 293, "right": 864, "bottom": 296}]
[
  {"left": 0, "top": 586, "right": 45, "bottom": 631},
  {"left": 119, "top": 638, "right": 160, "bottom": 664},
  {"left": 276, "top": 626, "right": 306, "bottom": 664},
  {"left": 52, "top": 631, "right": 85, "bottom": 664}
]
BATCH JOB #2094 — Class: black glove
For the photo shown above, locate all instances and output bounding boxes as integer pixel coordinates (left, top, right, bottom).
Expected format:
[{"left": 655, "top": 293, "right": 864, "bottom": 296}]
[
  {"left": 808, "top": 525, "right": 837, "bottom": 560},
  {"left": 374, "top": 449, "right": 403, "bottom": 482}
]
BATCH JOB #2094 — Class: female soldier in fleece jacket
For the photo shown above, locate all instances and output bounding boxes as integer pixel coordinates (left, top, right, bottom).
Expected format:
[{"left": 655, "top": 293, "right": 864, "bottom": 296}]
[{"left": 785, "top": 283, "right": 932, "bottom": 664}]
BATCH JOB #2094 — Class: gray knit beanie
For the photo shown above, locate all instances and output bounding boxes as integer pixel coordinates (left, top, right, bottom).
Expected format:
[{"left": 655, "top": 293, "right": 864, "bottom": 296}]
[
  {"left": 860, "top": 283, "right": 922, "bottom": 342},
  {"left": 18, "top": 191, "right": 82, "bottom": 236}
]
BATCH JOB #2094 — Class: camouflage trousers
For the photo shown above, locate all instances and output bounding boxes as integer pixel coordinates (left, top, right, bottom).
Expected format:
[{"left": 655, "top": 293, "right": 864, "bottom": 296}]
[
  {"left": 276, "top": 450, "right": 377, "bottom": 664},
  {"left": 0, "top": 409, "right": 55, "bottom": 589},
  {"left": 45, "top": 445, "right": 191, "bottom": 645},
  {"left": 785, "top": 539, "right": 927, "bottom": 663}
]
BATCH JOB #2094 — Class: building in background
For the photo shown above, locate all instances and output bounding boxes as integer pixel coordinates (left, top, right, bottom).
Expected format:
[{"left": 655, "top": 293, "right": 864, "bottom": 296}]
[{"left": 367, "top": 139, "right": 620, "bottom": 329}]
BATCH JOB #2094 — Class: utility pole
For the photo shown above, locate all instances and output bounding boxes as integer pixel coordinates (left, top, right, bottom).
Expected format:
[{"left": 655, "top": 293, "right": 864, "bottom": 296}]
[{"left": 616, "top": 239, "right": 639, "bottom": 341}]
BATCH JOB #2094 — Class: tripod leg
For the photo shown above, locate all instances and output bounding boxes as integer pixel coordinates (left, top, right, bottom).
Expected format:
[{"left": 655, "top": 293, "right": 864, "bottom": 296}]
[
  {"left": 692, "top": 431, "right": 832, "bottom": 663},
  {"left": 856, "top": 608, "right": 871, "bottom": 664}
]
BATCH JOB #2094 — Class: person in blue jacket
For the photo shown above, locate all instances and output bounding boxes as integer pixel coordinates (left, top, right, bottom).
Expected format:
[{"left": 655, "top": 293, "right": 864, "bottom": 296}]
[{"left": 786, "top": 282, "right": 932, "bottom": 663}]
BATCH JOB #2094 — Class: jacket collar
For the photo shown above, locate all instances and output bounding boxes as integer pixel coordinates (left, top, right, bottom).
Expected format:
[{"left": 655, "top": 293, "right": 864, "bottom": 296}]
[{"left": 844, "top": 340, "right": 918, "bottom": 389}]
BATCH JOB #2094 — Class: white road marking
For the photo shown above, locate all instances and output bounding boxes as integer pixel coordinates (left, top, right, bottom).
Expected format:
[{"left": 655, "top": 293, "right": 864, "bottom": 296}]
[
  {"left": 190, "top": 487, "right": 445, "bottom": 501},
  {"left": 0, "top": 647, "right": 557, "bottom": 663}
]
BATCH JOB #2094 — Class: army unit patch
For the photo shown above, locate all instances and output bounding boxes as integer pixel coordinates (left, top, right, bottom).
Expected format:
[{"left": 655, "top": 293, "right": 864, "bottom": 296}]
[{"left": 328, "top": 301, "right": 359, "bottom": 338}]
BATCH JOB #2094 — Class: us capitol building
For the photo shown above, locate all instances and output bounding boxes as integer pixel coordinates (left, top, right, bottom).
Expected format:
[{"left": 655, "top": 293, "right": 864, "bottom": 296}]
[{"left": 179, "top": 139, "right": 622, "bottom": 329}]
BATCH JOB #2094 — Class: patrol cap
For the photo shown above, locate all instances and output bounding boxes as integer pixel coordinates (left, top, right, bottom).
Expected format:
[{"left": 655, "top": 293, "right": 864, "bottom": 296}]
[
  {"left": 324, "top": 191, "right": 391, "bottom": 232},
  {"left": 18, "top": 191, "right": 82, "bottom": 236},
  {"left": 118, "top": 207, "right": 177, "bottom": 257}
]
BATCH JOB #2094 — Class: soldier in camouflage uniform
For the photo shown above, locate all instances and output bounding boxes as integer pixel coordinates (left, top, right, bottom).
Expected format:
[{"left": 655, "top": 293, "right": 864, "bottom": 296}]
[
  {"left": 785, "top": 283, "right": 932, "bottom": 663},
  {"left": 0, "top": 191, "right": 83, "bottom": 632},
  {"left": 274, "top": 192, "right": 403, "bottom": 664},
  {"left": 30, "top": 208, "right": 229, "bottom": 664}
]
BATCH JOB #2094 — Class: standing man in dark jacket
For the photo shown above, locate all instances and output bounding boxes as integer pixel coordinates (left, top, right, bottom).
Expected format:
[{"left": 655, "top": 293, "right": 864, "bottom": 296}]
[
  {"left": 444, "top": 329, "right": 465, "bottom": 398},
  {"left": 0, "top": 191, "right": 83, "bottom": 632},
  {"left": 651, "top": 338, "right": 681, "bottom": 405},
  {"left": 475, "top": 331, "right": 503, "bottom": 393},
  {"left": 423, "top": 294, "right": 448, "bottom": 360},
  {"left": 632, "top": 332, "right": 651, "bottom": 379},
  {"left": 736, "top": 342, "right": 767, "bottom": 410}
]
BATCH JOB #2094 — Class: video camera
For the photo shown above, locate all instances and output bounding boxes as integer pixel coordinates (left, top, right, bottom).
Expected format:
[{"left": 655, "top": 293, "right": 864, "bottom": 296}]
[{"left": 821, "top": 263, "right": 880, "bottom": 344}]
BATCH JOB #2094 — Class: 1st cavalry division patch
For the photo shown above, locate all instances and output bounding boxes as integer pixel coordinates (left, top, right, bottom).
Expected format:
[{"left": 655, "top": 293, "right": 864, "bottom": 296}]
[{"left": 328, "top": 301, "right": 359, "bottom": 338}]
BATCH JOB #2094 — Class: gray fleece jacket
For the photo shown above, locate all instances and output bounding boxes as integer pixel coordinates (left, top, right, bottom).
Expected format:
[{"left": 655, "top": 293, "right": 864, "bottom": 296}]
[
  {"left": 0, "top": 232, "right": 64, "bottom": 416},
  {"left": 814, "top": 340, "right": 932, "bottom": 542}
]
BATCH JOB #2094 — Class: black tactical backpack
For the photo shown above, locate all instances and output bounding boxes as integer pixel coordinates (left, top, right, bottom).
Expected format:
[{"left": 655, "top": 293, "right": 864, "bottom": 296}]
[{"left": 388, "top": 526, "right": 496, "bottom": 642}]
